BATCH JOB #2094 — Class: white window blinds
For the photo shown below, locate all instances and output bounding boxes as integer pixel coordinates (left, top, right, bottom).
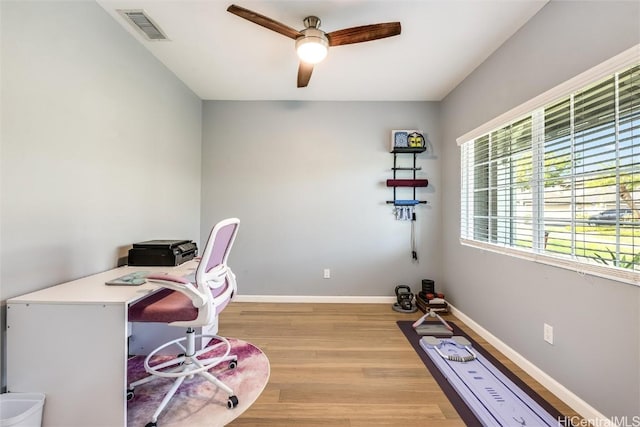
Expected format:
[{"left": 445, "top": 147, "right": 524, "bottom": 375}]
[{"left": 460, "top": 61, "right": 640, "bottom": 285}]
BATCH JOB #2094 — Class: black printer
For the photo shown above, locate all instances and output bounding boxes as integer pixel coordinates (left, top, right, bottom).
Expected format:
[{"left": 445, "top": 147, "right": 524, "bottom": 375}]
[{"left": 128, "top": 239, "right": 198, "bottom": 266}]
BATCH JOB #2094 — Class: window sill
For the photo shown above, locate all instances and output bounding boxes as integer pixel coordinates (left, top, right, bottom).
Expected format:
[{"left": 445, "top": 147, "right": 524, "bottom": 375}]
[{"left": 460, "top": 238, "right": 640, "bottom": 287}]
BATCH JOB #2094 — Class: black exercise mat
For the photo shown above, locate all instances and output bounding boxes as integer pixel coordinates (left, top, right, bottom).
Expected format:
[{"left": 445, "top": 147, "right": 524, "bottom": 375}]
[{"left": 397, "top": 320, "right": 566, "bottom": 426}]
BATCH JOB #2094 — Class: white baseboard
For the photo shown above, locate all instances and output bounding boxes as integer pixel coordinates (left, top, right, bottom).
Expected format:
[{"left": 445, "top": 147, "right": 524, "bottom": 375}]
[
  {"left": 448, "top": 304, "right": 612, "bottom": 427},
  {"left": 234, "top": 295, "right": 396, "bottom": 304}
]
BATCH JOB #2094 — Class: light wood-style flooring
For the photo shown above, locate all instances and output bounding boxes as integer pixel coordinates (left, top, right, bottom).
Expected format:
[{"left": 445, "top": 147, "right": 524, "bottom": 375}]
[{"left": 218, "top": 302, "right": 580, "bottom": 426}]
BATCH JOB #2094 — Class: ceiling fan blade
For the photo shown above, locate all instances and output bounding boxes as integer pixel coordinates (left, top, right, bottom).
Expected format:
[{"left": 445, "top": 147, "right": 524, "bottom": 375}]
[
  {"left": 227, "top": 4, "right": 302, "bottom": 40},
  {"left": 297, "top": 62, "right": 314, "bottom": 88},
  {"left": 327, "top": 22, "right": 401, "bottom": 47}
]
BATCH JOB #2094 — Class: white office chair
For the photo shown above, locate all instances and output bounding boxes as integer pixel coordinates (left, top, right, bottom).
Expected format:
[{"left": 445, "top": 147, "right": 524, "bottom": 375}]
[{"left": 127, "top": 218, "right": 240, "bottom": 427}]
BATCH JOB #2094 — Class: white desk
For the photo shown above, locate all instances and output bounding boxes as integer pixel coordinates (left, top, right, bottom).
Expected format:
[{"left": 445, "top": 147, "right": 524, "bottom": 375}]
[{"left": 6, "top": 260, "right": 202, "bottom": 427}]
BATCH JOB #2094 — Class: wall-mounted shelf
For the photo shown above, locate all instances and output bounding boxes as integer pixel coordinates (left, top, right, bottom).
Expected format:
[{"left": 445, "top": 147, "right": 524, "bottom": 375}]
[
  {"left": 386, "top": 150, "right": 428, "bottom": 205},
  {"left": 391, "top": 147, "right": 427, "bottom": 154},
  {"left": 387, "top": 131, "right": 428, "bottom": 261},
  {"left": 386, "top": 200, "right": 427, "bottom": 205},
  {"left": 392, "top": 166, "right": 422, "bottom": 171}
]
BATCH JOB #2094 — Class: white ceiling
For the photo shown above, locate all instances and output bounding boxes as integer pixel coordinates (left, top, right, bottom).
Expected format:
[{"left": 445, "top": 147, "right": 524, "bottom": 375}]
[{"left": 97, "top": 0, "right": 548, "bottom": 101}]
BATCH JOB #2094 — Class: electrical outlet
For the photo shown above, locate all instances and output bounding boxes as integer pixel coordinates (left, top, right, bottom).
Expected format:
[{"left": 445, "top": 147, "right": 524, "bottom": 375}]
[
  {"left": 323, "top": 268, "right": 331, "bottom": 279},
  {"left": 544, "top": 323, "right": 554, "bottom": 345}
]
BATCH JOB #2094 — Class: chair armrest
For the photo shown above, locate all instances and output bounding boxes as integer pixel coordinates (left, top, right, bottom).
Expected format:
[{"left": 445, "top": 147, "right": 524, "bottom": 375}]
[
  {"left": 146, "top": 274, "right": 207, "bottom": 307},
  {"left": 201, "top": 264, "right": 232, "bottom": 290}
]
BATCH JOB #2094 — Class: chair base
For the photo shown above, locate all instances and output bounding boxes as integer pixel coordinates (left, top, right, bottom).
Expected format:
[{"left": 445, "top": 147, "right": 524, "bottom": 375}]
[{"left": 128, "top": 328, "right": 239, "bottom": 425}]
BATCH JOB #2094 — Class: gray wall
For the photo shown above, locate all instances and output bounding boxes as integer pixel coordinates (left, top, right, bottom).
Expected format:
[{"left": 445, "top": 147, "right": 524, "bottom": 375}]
[
  {"left": 201, "top": 101, "right": 441, "bottom": 296},
  {"left": 0, "top": 1, "right": 202, "bottom": 384},
  {"left": 440, "top": 1, "right": 640, "bottom": 418}
]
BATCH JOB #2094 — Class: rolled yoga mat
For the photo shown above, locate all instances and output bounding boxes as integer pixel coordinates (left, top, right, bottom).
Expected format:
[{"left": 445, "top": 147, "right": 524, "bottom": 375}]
[{"left": 386, "top": 179, "right": 429, "bottom": 187}]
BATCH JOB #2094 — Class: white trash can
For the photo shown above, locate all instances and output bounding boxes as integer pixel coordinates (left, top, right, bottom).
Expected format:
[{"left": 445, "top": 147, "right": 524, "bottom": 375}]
[{"left": 0, "top": 393, "right": 45, "bottom": 427}]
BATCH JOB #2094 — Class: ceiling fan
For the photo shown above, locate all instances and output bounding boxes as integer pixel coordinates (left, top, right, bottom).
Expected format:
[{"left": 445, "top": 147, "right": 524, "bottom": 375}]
[{"left": 227, "top": 4, "right": 401, "bottom": 88}]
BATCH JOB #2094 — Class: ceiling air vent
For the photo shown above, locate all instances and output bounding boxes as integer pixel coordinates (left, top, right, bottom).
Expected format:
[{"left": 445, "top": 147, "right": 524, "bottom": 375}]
[{"left": 118, "top": 9, "right": 168, "bottom": 41}]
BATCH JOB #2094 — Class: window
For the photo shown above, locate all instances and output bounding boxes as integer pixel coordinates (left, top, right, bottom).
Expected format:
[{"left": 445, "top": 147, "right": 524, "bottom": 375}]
[{"left": 460, "top": 53, "right": 640, "bottom": 285}]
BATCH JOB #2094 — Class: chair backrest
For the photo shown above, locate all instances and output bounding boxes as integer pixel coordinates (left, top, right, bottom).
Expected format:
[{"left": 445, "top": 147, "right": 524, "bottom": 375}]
[
  {"left": 196, "top": 218, "right": 240, "bottom": 286},
  {"left": 195, "top": 218, "right": 240, "bottom": 318}
]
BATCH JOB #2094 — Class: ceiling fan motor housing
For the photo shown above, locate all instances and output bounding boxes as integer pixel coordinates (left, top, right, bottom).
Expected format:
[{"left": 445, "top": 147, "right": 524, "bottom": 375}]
[{"left": 303, "top": 16, "right": 321, "bottom": 29}]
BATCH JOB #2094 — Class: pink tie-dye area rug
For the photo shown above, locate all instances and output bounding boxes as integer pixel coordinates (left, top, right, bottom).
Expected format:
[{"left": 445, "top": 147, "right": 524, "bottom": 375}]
[{"left": 127, "top": 338, "right": 269, "bottom": 426}]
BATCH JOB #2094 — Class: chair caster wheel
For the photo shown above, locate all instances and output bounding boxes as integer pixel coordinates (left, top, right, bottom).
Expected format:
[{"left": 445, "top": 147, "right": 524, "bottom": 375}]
[
  {"left": 144, "top": 422, "right": 157, "bottom": 427},
  {"left": 229, "top": 360, "right": 237, "bottom": 369},
  {"left": 126, "top": 389, "right": 134, "bottom": 401},
  {"left": 227, "top": 395, "right": 239, "bottom": 409}
]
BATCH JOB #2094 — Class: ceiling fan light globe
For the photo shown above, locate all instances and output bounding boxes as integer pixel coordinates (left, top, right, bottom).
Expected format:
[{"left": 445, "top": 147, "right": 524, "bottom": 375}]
[
  {"left": 297, "top": 40, "right": 327, "bottom": 64},
  {"left": 296, "top": 30, "right": 329, "bottom": 64}
]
